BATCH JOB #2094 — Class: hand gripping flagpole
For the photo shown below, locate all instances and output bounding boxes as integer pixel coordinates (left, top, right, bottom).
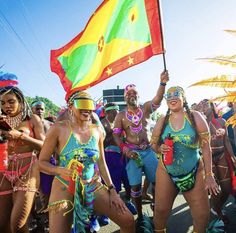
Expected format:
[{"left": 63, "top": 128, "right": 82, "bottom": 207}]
[{"left": 157, "top": 0, "right": 167, "bottom": 71}]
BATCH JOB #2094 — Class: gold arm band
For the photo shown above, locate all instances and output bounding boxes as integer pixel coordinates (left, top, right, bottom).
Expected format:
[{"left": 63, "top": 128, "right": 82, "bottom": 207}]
[
  {"left": 205, "top": 171, "right": 214, "bottom": 177},
  {"left": 199, "top": 131, "right": 211, "bottom": 147},
  {"left": 150, "top": 135, "right": 159, "bottom": 145}
]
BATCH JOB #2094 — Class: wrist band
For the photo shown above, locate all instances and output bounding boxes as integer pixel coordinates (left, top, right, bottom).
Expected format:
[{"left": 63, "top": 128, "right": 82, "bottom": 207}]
[
  {"left": 205, "top": 171, "right": 214, "bottom": 177},
  {"left": 119, "top": 143, "right": 129, "bottom": 154},
  {"left": 160, "top": 82, "right": 166, "bottom": 86},
  {"left": 107, "top": 184, "right": 115, "bottom": 192},
  {"left": 18, "top": 133, "right": 24, "bottom": 140}
]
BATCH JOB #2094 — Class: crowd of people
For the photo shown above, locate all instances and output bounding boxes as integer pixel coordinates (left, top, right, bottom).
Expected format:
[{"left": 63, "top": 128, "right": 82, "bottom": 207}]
[{"left": 0, "top": 70, "right": 236, "bottom": 233}]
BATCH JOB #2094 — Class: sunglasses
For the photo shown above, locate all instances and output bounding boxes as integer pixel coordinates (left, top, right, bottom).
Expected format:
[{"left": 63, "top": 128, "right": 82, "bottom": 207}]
[{"left": 164, "top": 91, "right": 182, "bottom": 101}]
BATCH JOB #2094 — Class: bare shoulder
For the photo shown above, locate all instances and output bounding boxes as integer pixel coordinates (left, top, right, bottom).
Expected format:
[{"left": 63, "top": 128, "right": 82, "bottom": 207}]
[
  {"left": 116, "top": 111, "right": 125, "bottom": 120},
  {"left": 91, "top": 124, "right": 103, "bottom": 138},
  {"left": 192, "top": 110, "right": 205, "bottom": 121},
  {"left": 30, "top": 113, "right": 41, "bottom": 124},
  {"left": 152, "top": 115, "right": 166, "bottom": 135},
  {"left": 192, "top": 110, "right": 209, "bottom": 132},
  {"left": 47, "top": 120, "right": 69, "bottom": 134}
]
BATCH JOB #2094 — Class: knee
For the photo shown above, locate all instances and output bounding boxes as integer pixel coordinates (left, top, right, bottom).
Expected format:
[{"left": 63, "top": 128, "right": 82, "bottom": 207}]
[{"left": 121, "top": 213, "right": 135, "bottom": 229}]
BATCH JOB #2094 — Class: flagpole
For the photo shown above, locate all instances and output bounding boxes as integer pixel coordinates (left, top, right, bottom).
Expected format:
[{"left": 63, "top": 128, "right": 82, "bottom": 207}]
[{"left": 157, "top": 0, "right": 167, "bottom": 71}]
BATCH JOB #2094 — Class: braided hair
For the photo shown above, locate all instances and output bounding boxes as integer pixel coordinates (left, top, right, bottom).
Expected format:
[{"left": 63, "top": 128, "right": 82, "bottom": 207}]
[{"left": 0, "top": 86, "right": 32, "bottom": 120}]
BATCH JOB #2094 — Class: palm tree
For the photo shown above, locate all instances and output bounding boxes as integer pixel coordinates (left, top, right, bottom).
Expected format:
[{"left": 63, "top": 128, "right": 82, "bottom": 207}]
[{"left": 190, "top": 30, "right": 236, "bottom": 126}]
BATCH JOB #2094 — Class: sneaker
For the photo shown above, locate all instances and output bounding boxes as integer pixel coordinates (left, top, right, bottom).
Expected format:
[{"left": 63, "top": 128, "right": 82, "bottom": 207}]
[
  {"left": 126, "top": 201, "right": 137, "bottom": 215},
  {"left": 98, "top": 215, "right": 110, "bottom": 226},
  {"left": 90, "top": 216, "right": 100, "bottom": 232}
]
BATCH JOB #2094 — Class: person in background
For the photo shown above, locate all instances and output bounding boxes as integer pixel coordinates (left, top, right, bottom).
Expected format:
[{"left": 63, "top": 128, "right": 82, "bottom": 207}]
[
  {"left": 39, "top": 91, "right": 135, "bottom": 233},
  {"left": 113, "top": 70, "right": 169, "bottom": 224},
  {"left": 198, "top": 99, "right": 236, "bottom": 224},
  {"left": 31, "top": 101, "right": 53, "bottom": 133},
  {"left": 31, "top": 101, "right": 56, "bottom": 232},
  {"left": 0, "top": 72, "right": 45, "bottom": 233},
  {"left": 101, "top": 103, "right": 137, "bottom": 224},
  {"left": 151, "top": 86, "right": 219, "bottom": 233},
  {"left": 222, "top": 102, "right": 236, "bottom": 208}
]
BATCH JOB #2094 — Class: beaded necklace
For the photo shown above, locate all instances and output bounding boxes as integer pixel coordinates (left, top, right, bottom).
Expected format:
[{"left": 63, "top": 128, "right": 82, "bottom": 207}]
[
  {"left": 126, "top": 107, "right": 143, "bottom": 125},
  {"left": 5, "top": 111, "right": 23, "bottom": 129},
  {"left": 126, "top": 107, "right": 143, "bottom": 134}
]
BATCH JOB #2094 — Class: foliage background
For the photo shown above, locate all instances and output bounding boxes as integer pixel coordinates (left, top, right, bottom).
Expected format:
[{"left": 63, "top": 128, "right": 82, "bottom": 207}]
[{"left": 25, "top": 96, "right": 60, "bottom": 117}]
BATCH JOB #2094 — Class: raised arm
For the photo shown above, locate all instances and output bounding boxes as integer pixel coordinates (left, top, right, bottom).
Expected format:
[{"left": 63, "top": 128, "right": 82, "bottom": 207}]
[{"left": 144, "top": 70, "right": 169, "bottom": 114}]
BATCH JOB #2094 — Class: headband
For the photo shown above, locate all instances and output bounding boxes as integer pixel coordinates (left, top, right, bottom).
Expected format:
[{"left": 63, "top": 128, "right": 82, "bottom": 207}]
[
  {"left": 105, "top": 105, "right": 119, "bottom": 112},
  {"left": 31, "top": 101, "right": 45, "bottom": 107},
  {"left": 124, "top": 84, "right": 138, "bottom": 97}
]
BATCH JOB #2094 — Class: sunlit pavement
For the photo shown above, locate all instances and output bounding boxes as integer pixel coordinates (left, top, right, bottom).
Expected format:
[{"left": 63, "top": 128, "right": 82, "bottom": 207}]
[{"left": 99, "top": 194, "right": 236, "bottom": 233}]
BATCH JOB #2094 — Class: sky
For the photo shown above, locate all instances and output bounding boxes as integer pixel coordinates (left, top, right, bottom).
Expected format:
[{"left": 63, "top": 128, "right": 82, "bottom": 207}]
[{"left": 0, "top": 0, "right": 236, "bottom": 113}]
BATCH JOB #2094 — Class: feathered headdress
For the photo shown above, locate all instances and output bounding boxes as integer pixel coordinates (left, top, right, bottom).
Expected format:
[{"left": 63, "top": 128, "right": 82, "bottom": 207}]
[{"left": 0, "top": 71, "right": 18, "bottom": 87}]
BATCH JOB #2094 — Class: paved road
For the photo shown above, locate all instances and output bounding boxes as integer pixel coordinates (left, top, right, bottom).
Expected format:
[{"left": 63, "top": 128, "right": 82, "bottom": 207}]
[{"left": 99, "top": 194, "right": 236, "bottom": 233}]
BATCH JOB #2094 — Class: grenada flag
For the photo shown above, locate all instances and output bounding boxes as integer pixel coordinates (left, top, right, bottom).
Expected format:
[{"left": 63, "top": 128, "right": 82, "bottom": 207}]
[{"left": 51, "top": 0, "right": 164, "bottom": 100}]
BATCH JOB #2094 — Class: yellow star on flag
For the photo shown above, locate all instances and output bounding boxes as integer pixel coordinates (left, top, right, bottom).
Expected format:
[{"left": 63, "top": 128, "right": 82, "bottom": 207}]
[
  {"left": 106, "top": 67, "right": 112, "bottom": 76},
  {"left": 128, "top": 56, "right": 134, "bottom": 65}
]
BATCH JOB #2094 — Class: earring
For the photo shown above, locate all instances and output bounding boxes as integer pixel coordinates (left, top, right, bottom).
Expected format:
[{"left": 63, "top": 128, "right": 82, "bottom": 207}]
[{"left": 69, "top": 109, "right": 75, "bottom": 122}]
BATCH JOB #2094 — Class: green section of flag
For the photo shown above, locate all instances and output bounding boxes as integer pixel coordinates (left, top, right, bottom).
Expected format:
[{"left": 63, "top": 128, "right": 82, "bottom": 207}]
[
  {"left": 105, "top": 0, "right": 150, "bottom": 43},
  {"left": 58, "top": 45, "right": 98, "bottom": 84}
]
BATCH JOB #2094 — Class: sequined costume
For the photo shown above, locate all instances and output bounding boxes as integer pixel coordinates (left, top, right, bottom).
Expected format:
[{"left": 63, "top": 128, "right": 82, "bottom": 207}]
[{"left": 161, "top": 115, "right": 200, "bottom": 192}]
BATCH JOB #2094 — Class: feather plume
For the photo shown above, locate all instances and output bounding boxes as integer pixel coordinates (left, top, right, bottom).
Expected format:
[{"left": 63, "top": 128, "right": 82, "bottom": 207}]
[
  {"left": 225, "top": 114, "right": 236, "bottom": 127},
  {"left": 210, "top": 91, "right": 236, "bottom": 102},
  {"left": 224, "top": 29, "right": 236, "bottom": 36},
  {"left": 189, "top": 75, "right": 236, "bottom": 88},
  {"left": 197, "top": 57, "right": 236, "bottom": 68},
  {"left": 0, "top": 71, "right": 18, "bottom": 87}
]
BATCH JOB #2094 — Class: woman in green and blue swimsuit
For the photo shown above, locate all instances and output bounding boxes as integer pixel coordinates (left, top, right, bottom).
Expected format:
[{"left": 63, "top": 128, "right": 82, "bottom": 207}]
[
  {"left": 39, "top": 91, "right": 135, "bottom": 233},
  {"left": 151, "top": 86, "right": 219, "bottom": 233}
]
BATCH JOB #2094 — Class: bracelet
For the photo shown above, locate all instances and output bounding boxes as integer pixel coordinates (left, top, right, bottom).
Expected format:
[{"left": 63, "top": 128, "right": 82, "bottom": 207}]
[
  {"left": 160, "top": 82, "right": 166, "bottom": 86},
  {"left": 18, "top": 133, "right": 24, "bottom": 140},
  {"left": 119, "top": 143, "right": 129, "bottom": 154},
  {"left": 205, "top": 171, "right": 214, "bottom": 177},
  {"left": 107, "top": 184, "right": 115, "bottom": 192}
]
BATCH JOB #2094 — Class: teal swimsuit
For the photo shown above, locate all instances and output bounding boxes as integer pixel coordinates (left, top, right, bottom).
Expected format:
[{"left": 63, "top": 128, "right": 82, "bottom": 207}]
[
  {"left": 56, "top": 125, "right": 101, "bottom": 233},
  {"left": 161, "top": 116, "right": 200, "bottom": 192},
  {"left": 56, "top": 130, "right": 99, "bottom": 185}
]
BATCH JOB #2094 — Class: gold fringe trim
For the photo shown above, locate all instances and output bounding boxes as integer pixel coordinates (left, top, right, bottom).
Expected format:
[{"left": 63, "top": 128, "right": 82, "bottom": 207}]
[{"left": 43, "top": 199, "right": 74, "bottom": 216}]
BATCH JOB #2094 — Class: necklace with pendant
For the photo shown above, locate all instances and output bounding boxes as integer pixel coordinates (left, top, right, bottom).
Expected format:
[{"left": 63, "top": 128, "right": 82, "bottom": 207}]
[{"left": 5, "top": 112, "right": 23, "bottom": 129}]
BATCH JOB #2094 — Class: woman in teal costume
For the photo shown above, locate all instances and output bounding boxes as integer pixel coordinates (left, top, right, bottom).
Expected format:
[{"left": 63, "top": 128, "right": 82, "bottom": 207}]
[
  {"left": 39, "top": 91, "right": 135, "bottom": 233},
  {"left": 151, "top": 86, "right": 219, "bottom": 233}
]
